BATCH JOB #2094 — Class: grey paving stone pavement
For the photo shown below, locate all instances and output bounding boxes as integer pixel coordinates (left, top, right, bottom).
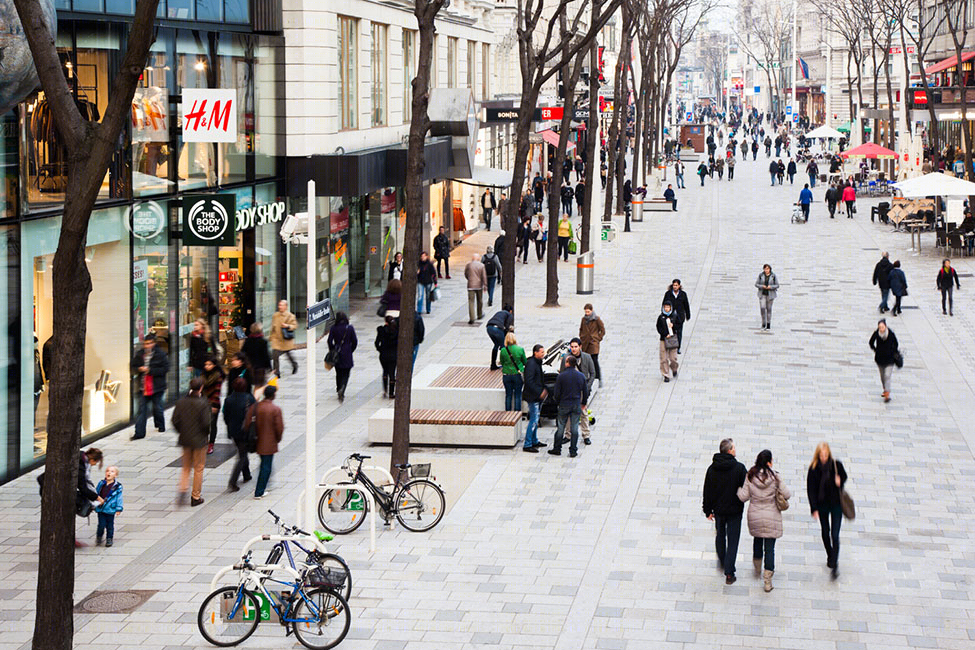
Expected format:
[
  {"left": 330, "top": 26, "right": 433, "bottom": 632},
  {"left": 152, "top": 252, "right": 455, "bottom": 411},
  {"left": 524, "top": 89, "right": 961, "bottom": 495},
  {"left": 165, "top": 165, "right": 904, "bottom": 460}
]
[{"left": 3, "top": 155, "right": 975, "bottom": 650}]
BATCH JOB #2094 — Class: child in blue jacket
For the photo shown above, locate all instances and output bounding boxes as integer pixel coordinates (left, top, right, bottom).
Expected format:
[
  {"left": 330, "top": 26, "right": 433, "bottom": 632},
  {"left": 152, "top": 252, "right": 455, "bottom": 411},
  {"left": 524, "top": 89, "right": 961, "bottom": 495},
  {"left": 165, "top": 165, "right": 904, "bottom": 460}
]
[{"left": 94, "top": 466, "right": 123, "bottom": 547}]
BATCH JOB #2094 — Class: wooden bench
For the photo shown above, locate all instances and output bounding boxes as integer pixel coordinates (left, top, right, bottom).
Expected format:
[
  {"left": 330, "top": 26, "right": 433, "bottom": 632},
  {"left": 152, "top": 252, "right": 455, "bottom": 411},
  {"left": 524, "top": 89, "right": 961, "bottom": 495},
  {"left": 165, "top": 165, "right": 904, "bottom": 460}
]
[{"left": 367, "top": 407, "right": 522, "bottom": 447}]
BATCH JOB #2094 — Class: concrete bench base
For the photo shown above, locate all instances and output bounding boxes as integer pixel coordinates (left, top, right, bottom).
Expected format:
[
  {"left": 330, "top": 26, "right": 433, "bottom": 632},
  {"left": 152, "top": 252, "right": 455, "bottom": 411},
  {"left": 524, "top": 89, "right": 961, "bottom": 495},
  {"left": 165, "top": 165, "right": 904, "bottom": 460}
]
[
  {"left": 367, "top": 408, "right": 521, "bottom": 447},
  {"left": 644, "top": 201, "right": 674, "bottom": 212}
]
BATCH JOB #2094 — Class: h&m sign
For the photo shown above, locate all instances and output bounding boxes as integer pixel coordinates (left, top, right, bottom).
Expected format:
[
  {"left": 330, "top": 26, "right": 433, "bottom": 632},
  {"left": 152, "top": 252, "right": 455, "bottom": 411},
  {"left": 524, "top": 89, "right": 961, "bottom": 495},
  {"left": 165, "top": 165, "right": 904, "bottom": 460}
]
[{"left": 182, "top": 88, "right": 237, "bottom": 143}]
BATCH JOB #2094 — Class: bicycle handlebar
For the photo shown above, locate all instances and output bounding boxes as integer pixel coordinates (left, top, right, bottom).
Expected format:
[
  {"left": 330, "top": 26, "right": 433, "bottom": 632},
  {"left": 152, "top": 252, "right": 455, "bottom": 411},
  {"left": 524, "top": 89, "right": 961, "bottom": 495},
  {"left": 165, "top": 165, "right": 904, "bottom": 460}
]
[{"left": 268, "top": 509, "right": 280, "bottom": 523}]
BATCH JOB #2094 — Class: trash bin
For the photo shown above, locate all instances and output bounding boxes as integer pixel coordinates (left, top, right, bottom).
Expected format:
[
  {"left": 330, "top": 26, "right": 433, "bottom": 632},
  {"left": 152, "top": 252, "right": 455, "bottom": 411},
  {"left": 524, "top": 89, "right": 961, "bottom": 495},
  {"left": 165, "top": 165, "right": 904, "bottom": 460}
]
[
  {"left": 631, "top": 199, "right": 644, "bottom": 222},
  {"left": 576, "top": 251, "right": 594, "bottom": 295}
]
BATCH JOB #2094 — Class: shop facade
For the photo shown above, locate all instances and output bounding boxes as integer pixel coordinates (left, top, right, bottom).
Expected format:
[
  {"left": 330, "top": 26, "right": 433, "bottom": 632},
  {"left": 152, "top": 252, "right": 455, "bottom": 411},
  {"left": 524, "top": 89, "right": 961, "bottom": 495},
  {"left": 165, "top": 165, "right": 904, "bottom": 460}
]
[{"left": 0, "top": 9, "right": 285, "bottom": 484}]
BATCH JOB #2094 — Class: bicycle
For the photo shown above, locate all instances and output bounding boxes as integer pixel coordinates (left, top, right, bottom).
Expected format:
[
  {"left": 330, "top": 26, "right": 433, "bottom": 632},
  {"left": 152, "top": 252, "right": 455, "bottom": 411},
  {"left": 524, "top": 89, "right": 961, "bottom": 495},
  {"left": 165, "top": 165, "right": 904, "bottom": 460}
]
[
  {"left": 197, "top": 551, "right": 350, "bottom": 650},
  {"left": 262, "top": 510, "right": 352, "bottom": 602},
  {"left": 317, "top": 453, "right": 446, "bottom": 534}
]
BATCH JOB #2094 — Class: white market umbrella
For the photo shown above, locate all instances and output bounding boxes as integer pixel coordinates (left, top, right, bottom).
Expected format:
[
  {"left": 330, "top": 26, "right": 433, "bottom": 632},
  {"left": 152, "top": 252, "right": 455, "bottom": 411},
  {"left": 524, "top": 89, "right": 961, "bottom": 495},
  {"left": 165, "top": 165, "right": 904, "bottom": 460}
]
[
  {"left": 893, "top": 172, "right": 975, "bottom": 198},
  {"left": 805, "top": 125, "right": 844, "bottom": 140}
]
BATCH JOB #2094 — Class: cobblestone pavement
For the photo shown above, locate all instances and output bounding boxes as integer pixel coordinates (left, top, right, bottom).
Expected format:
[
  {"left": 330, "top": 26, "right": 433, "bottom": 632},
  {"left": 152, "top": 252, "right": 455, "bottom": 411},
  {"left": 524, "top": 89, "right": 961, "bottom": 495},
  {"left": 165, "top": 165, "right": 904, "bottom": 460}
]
[{"left": 3, "top": 154, "right": 975, "bottom": 650}]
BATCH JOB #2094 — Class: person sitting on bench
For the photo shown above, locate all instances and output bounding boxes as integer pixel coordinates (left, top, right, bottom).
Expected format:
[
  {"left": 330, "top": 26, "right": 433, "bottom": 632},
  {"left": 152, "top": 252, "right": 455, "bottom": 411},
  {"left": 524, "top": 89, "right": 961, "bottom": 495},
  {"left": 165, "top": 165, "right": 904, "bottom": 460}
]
[{"left": 664, "top": 184, "right": 677, "bottom": 211}]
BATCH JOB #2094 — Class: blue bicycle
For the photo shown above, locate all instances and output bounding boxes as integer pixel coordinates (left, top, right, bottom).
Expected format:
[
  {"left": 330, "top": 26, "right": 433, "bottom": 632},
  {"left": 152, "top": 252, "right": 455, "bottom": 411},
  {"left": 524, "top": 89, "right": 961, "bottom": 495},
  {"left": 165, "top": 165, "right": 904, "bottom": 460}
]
[{"left": 197, "top": 551, "right": 350, "bottom": 649}]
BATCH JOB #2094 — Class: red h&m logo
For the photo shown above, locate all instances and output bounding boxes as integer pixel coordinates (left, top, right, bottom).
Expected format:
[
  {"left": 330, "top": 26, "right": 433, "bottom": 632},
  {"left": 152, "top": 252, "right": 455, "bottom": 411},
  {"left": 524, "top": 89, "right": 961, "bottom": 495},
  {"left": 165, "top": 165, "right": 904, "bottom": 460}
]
[
  {"left": 913, "top": 90, "right": 928, "bottom": 105},
  {"left": 182, "top": 89, "right": 238, "bottom": 143}
]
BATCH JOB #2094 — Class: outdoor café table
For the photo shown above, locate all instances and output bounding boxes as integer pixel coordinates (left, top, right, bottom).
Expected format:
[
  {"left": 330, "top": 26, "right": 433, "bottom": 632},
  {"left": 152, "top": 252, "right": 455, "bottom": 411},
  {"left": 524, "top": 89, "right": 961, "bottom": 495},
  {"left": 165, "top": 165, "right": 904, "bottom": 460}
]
[{"left": 903, "top": 220, "right": 925, "bottom": 253}]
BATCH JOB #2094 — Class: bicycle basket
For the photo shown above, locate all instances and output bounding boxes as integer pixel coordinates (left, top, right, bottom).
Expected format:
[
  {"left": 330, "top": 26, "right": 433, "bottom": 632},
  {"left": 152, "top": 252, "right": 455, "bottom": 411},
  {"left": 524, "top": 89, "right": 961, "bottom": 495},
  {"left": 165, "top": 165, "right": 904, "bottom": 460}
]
[
  {"left": 410, "top": 463, "right": 431, "bottom": 478},
  {"left": 304, "top": 566, "right": 348, "bottom": 590}
]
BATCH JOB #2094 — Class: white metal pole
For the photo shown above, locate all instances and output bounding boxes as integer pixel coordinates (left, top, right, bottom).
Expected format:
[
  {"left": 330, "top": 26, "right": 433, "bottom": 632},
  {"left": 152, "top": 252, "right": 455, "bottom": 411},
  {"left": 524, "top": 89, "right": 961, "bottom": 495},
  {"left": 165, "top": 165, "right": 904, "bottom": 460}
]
[
  {"left": 791, "top": 0, "right": 798, "bottom": 123},
  {"left": 304, "top": 180, "right": 317, "bottom": 531}
]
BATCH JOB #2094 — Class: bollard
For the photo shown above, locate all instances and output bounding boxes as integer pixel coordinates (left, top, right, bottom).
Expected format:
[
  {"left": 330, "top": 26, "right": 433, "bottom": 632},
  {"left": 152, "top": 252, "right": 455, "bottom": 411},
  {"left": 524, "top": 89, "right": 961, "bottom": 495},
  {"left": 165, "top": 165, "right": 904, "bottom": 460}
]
[
  {"left": 631, "top": 199, "right": 644, "bottom": 222},
  {"left": 576, "top": 251, "right": 594, "bottom": 295}
]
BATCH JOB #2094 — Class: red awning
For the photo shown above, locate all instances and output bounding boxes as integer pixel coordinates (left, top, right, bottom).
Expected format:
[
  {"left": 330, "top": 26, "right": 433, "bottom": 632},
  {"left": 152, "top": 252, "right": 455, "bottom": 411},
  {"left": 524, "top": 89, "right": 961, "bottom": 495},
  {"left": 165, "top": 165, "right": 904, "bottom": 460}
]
[
  {"left": 924, "top": 51, "right": 975, "bottom": 75},
  {"left": 537, "top": 129, "right": 576, "bottom": 150}
]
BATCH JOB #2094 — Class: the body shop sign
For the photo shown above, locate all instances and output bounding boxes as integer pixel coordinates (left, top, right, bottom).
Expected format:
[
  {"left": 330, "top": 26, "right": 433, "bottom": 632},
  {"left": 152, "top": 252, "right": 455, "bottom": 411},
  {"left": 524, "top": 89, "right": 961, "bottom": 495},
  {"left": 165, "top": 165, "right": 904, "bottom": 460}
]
[
  {"left": 182, "top": 195, "right": 236, "bottom": 246},
  {"left": 182, "top": 88, "right": 237, "bottom": 143},
  {"left": 236, "top": 200, "right": 286, "bottom": 231}
]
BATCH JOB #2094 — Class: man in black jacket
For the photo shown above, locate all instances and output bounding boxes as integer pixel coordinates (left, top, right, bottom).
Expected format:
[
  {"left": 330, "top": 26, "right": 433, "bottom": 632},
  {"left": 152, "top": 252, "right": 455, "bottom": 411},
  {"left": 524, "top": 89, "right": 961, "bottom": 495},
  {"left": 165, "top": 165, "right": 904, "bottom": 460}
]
[
  {"left": 547, "top": 355, "right": 589, "bottom": 458},
  {"left": 521, "top": 345, "right": 548, "bottom": 453},
  {"left": 486, "top": 306, "right": 514, "bottom": 371},
  {"left": 433, "top": 226, "right": 451, "bottom": 279},
  {"left": 131, "top": 333, "right": 169, "bottom": 440},
  {"left": 702, "top": 438, "right": 747, "bottom": 584},
  {"left": 872, "top": 252, "right": 893, "bottom": 314},
  {"left": 561, "top": 183, "right": 574, "bottom": 217},
  {"left": 662, "top": 279, "right": 691, "bottom": 353},
  {"left": 481, "top": 188, "right": 496, "bottom": 231}
]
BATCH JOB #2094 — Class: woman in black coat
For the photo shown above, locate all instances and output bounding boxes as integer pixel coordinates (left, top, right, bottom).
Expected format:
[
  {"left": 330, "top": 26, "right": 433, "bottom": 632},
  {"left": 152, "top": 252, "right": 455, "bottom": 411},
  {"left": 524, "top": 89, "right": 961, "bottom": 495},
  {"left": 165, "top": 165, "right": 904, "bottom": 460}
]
[
  {"left": 868, "top": 318, "right": 899, "bottom": 402},
  {"left": 327, "top": 311, "right": 358, "bottom": 402},
  {"left": 241, "top": 323, "right": 271, "bottom": 384},
  {"left": 375, "top": 316, "right": 399, "bottom": 398},
  {"left": 223, "top": 378, "right": 256, "bottom": 490},
  {"left": 806, "top": 442, "right": 848, "bottom": 579}
]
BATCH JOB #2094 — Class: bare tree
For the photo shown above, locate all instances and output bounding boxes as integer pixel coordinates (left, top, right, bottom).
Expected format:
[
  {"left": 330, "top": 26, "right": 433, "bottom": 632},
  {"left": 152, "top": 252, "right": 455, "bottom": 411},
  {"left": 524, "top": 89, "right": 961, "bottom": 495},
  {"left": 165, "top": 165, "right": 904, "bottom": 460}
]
[
  {"left": 943, "top": 0, "right": 974, "bottom": 182},
  {"left": 886, "top": 0, "right": 946, "bottom": 166},
  {"left": 809, "top": 0, "right": 867, "bottom": 141},
  {"left": 11, "top": 1, "right": 160, "bottom": 649},
  {"left": 500, "top": 0, "right": 622, "bottom": 309},
  {"left": 603, "top": 4, "right": 633, "bottom": 225},
  {"left": 389, "top": 0, "right": 447, "bottom": 477}
]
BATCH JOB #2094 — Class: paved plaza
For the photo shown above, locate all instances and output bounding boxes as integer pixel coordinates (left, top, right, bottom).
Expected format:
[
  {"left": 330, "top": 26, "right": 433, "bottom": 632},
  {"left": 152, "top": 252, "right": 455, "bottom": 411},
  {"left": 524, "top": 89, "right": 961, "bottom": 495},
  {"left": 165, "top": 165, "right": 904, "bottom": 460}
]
[{"left": 3, "top": 156, "right": 975, "bottom": 650}]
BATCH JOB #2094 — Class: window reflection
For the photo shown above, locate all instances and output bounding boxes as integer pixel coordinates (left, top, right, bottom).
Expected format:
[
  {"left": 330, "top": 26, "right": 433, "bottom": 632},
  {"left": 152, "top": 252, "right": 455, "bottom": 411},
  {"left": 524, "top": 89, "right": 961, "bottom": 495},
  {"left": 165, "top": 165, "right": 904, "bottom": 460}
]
[{"left": 177, "top": 31, "right": 216, "bottom": 191}]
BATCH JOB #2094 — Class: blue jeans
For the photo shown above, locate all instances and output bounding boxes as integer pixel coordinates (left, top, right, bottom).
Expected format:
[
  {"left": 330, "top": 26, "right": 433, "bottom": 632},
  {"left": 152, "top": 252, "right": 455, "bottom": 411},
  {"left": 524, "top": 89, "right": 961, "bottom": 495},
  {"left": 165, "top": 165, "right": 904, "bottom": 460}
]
[
  {"left": 524, "top": 401, "right": 541, "bottom": 448},
  {"left": 553, "top": 403, "right": 581, "bottom": 454},
  {"left": 412, "top": 345, "right": 419, "bottom": 368},
  {"left": 753, "top": 537, "right": 776, "bottom": 571},
  {"left": 134, "top": 391, "right": 165, "bottom": 438},
  {"left": 676, "top": 173, "right": 684, "bottom": 188},
  {"left": 770, "top": 173, "right": 776, "bottom": 186},
  {"left": 487, "top": 325, "right": 506, "bottom": 368},
  {"left": 503, "top": 374, "right": 523, "bottom": 411},
  {"left": 416, "top": 283, "right": 434, "bottom": 313},
  {"left": 96, "top": 512, "right": 116, "bottom": 540},
  {"left": 486, "top": 276, "right": 497, "bottom": 305},
  {"left": 879, "top": 287, "right": 890, "bottom": 311},
  {"left": 255, "top": 454, "right": 274, "bottom": 497},
  {"left": 715, "top": 514, "right": 742, "bottom": 577},
  {"left": 809, "top": 173, "right": 817, "bottom": 188}
]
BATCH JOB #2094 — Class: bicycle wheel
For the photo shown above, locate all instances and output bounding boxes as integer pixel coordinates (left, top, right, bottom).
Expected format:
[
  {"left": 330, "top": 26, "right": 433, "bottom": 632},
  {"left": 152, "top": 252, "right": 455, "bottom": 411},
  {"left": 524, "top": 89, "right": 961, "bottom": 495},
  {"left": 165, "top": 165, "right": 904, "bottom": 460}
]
[
  {"left": 291, "top": 588, "right": 351, "bottom": 650},
  {"left": 317, "top": 485, "right": 368, "bottom": 535},
  {"left": 308, "top": 551, "right": 353, "bottom": 602},
  {"left": 394, "top": 479, "right": 446, "bottom": 532},
  {"left": 197, "top": 586, "right": 261, "bottom": 647}
]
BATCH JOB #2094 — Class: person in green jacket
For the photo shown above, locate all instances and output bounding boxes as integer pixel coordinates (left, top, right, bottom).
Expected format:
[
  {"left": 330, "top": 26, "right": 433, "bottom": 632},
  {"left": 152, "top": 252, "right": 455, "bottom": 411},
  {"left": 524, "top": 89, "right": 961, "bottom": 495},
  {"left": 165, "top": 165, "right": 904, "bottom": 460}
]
[{"left": 499, "top": 332, "right": 527, "bottom": 412}]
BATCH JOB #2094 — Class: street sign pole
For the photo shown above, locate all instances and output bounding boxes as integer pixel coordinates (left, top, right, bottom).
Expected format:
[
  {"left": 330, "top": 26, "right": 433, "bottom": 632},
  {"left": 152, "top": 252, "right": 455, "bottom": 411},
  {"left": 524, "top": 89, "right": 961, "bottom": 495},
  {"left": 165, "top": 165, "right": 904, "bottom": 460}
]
[{"left": 304, "top": 180, "right": 316, "bottom": 531}]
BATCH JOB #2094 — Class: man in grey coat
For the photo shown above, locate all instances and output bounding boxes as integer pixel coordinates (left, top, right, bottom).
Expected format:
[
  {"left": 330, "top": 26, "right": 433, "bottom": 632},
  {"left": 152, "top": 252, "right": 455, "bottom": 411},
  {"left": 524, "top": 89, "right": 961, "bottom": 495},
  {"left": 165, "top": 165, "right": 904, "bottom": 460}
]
[
  {"left": 559, "top": 338, "right": 596, "bottom": 445},
  {"left": 464, "top": 254, "right": 488, "bottom": 324}
]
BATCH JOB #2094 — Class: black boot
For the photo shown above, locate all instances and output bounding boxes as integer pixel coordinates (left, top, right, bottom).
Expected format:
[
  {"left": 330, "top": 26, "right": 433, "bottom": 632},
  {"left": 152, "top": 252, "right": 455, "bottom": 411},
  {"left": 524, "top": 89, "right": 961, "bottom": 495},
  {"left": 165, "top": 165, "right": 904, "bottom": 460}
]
[
  {"left": 388, "top": 379, "right": 395, "bottom": 399},
  {"left": 490, "top": 350, "right": 499, "bottom": 371},
  {"left": 382, "top": 375, "right": 388, "bottom": 398}
]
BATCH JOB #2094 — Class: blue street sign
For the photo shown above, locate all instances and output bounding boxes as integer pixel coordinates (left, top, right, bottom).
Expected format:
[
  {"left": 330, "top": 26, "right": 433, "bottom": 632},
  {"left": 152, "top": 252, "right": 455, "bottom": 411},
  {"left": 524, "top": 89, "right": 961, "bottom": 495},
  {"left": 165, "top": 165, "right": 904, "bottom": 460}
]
[
  {"left": 307, "top": 298, "right": 333, "bottom": 329},
  {"left": 786, "top": 106, "right": 792, "bottom": 114},
  {"left": 754, "top": 86, "right": 760, "bottom": 94}
]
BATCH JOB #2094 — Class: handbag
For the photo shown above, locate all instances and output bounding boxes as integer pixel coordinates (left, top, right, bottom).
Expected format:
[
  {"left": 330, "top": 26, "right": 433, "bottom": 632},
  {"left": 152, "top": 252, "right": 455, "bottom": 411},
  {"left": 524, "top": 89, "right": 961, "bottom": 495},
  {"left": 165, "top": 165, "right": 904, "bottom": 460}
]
[
  {"left": 324, "top": 328, "right": 349, "bottom": 371},
  {"left": 893, "top": 350, "right": 904, "bottom": 369},
  {"left": 76, "top": 493, "right": 94, "bottom": 518},
  {"left": 774, "top": 475, "right": 789, "bottom": 512},
  {"left": 282, "top": 327, "right": 295, "bottom": 341},
  {"left": 664, "top": 335, "right": 679, "bottom": 350},
  {"left": 377, "top": 302, "right": 387, "bottom": 318},
  {"left": 835, "top": 459, "right": 855, "bottom": 520},
  {"left": 430, "top": 286, "right": 440, "bottom": 302},
  {"left": 245, "top": 405, "right": 258, "bottom": 453}
]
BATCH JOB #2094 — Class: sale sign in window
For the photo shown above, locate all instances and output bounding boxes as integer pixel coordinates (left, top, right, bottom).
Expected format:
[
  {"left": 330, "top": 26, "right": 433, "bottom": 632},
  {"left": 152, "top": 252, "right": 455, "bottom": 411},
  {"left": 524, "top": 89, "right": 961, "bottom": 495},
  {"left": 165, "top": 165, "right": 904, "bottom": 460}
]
[{"left": 182, "top": 88, "right": 237, "bottom": 143}]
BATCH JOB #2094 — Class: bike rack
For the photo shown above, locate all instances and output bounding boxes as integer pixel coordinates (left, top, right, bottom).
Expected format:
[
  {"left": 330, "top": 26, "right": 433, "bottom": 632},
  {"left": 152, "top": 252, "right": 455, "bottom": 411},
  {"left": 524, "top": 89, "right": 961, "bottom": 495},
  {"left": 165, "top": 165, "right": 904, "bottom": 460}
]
[
  {"left": 297, "top": 481, "right": 377, "bottom": 554},
  {"left": 210, "top": 534, "right": 328, "bottom": 592}
]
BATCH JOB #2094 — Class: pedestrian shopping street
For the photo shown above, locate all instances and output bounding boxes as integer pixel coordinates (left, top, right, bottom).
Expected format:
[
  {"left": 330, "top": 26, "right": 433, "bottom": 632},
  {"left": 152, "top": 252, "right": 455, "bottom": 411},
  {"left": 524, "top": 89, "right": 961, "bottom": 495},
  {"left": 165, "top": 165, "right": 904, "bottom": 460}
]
[{"left": 3, "top": 156, "right": 975, "bottom": 650}]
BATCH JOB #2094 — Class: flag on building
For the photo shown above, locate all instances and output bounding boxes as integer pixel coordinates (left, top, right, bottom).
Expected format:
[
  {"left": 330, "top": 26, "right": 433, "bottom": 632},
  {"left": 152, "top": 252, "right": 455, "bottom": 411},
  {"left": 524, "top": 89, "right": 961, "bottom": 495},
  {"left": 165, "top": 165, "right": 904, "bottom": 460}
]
[{"left": 797, "top": 56, "right": 810, "bottom": 80}]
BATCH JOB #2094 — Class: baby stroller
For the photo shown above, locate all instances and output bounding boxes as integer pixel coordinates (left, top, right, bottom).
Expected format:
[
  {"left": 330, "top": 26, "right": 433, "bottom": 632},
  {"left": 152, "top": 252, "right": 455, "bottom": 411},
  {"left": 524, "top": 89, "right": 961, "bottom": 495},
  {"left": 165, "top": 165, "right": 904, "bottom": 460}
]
[
  {"left": 539, "top": 339, "right": 597, "bottom": 425},
  {"left": 791, "top": 203, "right": 807, "bottom": 224}
]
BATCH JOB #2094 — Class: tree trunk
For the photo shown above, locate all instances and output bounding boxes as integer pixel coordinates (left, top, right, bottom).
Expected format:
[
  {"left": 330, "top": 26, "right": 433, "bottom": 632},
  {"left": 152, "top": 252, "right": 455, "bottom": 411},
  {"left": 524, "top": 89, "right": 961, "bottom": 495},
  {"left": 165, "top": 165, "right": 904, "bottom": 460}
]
[
  {"left": 13, "top": 1, "right": 161, "bottom": 649},
  {"left": 581, "top": 38, "right": 598, "bottom": 254},
  {"left": 502, "top": 92, "right": 537, "bottom": 311},
  {"left": 393, "top": 1, "right": 442, "bottom": 477}
]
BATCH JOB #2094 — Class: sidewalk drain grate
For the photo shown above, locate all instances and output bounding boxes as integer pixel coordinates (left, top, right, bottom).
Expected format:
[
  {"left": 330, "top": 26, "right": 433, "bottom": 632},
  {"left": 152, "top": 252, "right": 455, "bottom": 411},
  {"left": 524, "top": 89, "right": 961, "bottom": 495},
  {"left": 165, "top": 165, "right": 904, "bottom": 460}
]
[{"left": 74, "top": 589, "right": 157, "bottom": 614}]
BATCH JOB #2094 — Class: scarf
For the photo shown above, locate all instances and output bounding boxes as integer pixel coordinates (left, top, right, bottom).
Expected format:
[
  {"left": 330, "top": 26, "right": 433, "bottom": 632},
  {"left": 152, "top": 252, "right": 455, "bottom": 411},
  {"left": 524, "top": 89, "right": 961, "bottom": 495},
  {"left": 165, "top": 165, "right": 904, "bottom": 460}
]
[
  {"left": 662, "top": 309, "right": 673, "bottom": 318},
  {"left": 878, "top": 328, "right": 889, "bottom": 340},
  {"left": 584, "top": 312, "right": 598, "bottom": 322}
]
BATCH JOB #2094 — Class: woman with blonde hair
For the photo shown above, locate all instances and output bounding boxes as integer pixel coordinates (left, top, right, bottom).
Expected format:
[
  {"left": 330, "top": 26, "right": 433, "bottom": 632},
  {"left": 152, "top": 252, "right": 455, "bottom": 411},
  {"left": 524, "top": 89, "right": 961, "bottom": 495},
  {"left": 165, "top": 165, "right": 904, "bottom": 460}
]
[
  {"left": 806, "top": 442, "right": 848, "bottom": 580},
  {"left": 499, "top": 332, "right": 527, "bottom": 412}
]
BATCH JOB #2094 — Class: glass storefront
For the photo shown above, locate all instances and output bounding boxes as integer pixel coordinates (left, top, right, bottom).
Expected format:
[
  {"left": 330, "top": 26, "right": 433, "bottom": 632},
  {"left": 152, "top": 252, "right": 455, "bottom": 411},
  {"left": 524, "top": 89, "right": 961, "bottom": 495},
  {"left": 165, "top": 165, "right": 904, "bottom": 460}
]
[{"left": 0, "top": 16, "right": 283, "bottom": 485}]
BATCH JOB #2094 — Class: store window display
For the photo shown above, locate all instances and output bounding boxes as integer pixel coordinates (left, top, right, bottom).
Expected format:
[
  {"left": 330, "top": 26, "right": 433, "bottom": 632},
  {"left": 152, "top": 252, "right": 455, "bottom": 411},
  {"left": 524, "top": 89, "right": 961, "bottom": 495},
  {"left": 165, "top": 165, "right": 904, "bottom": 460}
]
[
  {"left": 1, "top": 111, "right": 17, "bottom": 219},
  {"left": 24, "top": 26, "right": 127, "bottom": 209},
  {"left": 176, "top": 30, "right": 216, "bottom": 191},
  {"left": 253, "top": 183, "right": 282, "bottom": 326},
  {"left": 133, "top": 34, "right": 175, "bottom": 197},
  {"left": 217, "top": 33, "right": 252, "bottom": 186},
  {"left": 131, "top": 199, "right": 174, "bottom": 397},
  {"left": 22, "top": 207, "right": 131, "bottom": 460}
]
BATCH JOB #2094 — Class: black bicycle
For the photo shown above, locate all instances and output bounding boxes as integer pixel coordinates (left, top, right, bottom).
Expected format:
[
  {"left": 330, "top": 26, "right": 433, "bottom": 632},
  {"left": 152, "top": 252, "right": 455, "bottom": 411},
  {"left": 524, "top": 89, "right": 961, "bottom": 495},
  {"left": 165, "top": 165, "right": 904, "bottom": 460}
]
[
  {"left": 262, "top": 510, "right": 352, "bottom": 602},
  {"left": 317, "top": 454, "right": 446, "bottom": 534}
]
